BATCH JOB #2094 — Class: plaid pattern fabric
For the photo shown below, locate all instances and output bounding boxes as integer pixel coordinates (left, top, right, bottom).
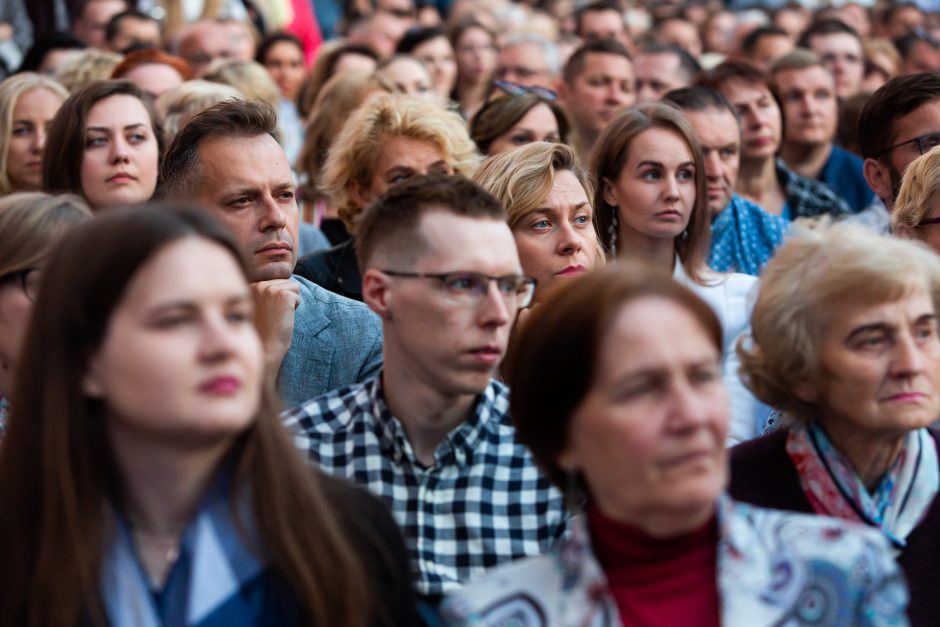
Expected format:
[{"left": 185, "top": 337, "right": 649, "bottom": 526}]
[
  {"left": 283, "top": 375, "right": 567, "bottom": 597},
  {"left": 776, "top": 159, "right": 853, "bottom": 219}
]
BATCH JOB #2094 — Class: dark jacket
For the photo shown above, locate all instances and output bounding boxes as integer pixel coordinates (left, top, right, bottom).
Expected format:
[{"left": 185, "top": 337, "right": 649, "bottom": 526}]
[
  {"left": 730, "top": 428, "right": 940, "bottom": 627},
  {"left": 293, "top": 239, "right": 362, "bottom": 302}
]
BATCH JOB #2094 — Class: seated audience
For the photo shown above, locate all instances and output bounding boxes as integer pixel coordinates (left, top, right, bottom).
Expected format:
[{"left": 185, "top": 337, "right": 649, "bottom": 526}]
[
  {"left": 797, "top": 19, "right": 866, "bottom": 99},
  {"left": 396, "top": 27, "right": 457, "bottom": 107},
  {"left": 475, "top": 141, "right": 600, "bottom": 303},
  {"left": 111, "top": 47, "right": 191, "bottom": 100},
  {"left": 159, "top": 100, "right": 380, "bottom": 409},
  {"left": 469, "top": 89, "right": 569, "bottom": 156},
  {"left": 450, "top": 19, "right": 498, "bottom": 119},
  {"left": 495, "top": 33, "right": 560, "bottom": 90},
  {"left": 0, "top": 205, "right": 415, "bottom": 626},
  {"left": 633, "top": 43, "right": 701, "bottom": 103},
  {"left": 155, "top": 79, "right": 242, "bottom": 145},
  {"left": 442, "top": 262, "right": 908, "bottom": 625},
  {"left": 294, "top": 93, "right": 478, "bottom": 301},
  {"left": 731, "top": 222, "right": 940, "bottom": 626},
  {"left": 284, "top": 174, "right": 566, "bottom": 614},
  {"left": 0, "top": 73, "right": 67, "bottom": 196},
  {"left": 43, "top": 80, "right": 162, "bottom": 211}
]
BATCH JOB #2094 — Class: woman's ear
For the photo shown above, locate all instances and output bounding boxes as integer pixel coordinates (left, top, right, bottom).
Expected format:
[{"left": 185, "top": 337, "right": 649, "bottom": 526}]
[
  {"left": 601, "top": 177, "right": 619, "bottom": 208},
  {"left": 82, "top": 357, "right": 105, "bottom": 398},
  {"left": 792, "top": 379, "right": 818, "bottom": 405},
  {"left": 347, "top": 179, "right": 369, "bottom": 210},
  {"left": 555, "top": 445, "right": 580, "bottom": 473}
]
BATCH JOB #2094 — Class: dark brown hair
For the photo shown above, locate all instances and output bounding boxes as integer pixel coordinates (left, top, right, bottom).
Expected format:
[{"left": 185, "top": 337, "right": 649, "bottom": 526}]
[
  {"left": 42, "top": 80, "right": 164, "bottom": 199},
  {"left": 0, "top": 204, "right": 377, "bottom": 627},
  {"left": 469, "top": 92, "right": 571, "bottom": 154},
  {"left": 591, "top": 103, "right": 710, "bottom": 284},
  {"left": 562, "top": 38, "right": 632, "bottom": 85},
  {"left": 859, "top": 72, "right": 940, "bottom": 159},
  {"left": 504, "top": 261, "right": 722, "bottom": 488},
  {"left": 356, "top": 173, "right": 505, "bottom": 270}
]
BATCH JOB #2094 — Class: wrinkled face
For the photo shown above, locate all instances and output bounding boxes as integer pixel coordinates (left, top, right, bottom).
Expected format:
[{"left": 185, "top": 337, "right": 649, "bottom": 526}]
[
  {"left": 804, "top": 290, "right": 940, "bottom": 439},
  {"left": 84, "top": 238, "right": 263, "bottom": 451},
  {"left": 122, "top": 63, "right": 184, "bottom": 99},
  {"left": 356, "top": 136, "right": 454, "bottom": 208},
  {"left": 776, "top": 65, "right": 838, "bottom": 147},
  {"left": 558, "top": 297, "right": 728, "bottom": 527},
  {"left": 604, "top": 127, "right": 696, "bottom": 243},
  {"left": 721, "top": 79, "right": 781, "bottom": 161},
  {"left": 635, "top": 52, "right": 687, "bottom": 103},
  {"left": 110, "top": 16, "right": 161, "bottom": 52},
  {"left": 684, "top": 107, "right": 740, "bottom": 216},
  {"left": 6, "top": 87, "right": 63, "bottom": 191},
  {"left": 496, "top": 42, "right": 553, "bottom": 88},
  {"left": 487, "top": 103, "right": 561, "bottom": 155},
  {"left": 80, "top": 94, "right": 159, "bottom": 210},
  {"left": 377, "top": 57, "right": 437, "bottom": 102},
  {"left": 455, "top": 26, "right": 497, "bottom": 83},
  {"left": 377, "top": 212, "right": 522, "bottom": 395},
  {"left": 808, "top": 32, "right": 864, "bottom": 99},
  {"left": 263, "top": 41, "right": 305, "bottom": 101},
  {"left": 194, "top": 134, "right": 299, "bottom": 282},
  {"left": 511, "top": 169, "right": 596, "bottom": 299},
  {"left": 562, "top": 52, "right": 635, "bottom": 137},
  {"left": 413, "top": 36, "right": 457, "bottom": 100}
]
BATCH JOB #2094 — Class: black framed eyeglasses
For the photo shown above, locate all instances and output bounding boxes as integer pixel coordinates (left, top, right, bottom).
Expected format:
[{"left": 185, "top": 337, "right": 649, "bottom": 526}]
[
  {"left": 381, "top": 270, "right": 537, "bottom": 310},
  {"left": 492, "top": 80, "right": 557, "bottom": 101},
  {"left": 876, "top": 132, "right": 940, "bottom": 157},
  {"left": 0, "top": 268, "right": 41, "bottom": 302}
]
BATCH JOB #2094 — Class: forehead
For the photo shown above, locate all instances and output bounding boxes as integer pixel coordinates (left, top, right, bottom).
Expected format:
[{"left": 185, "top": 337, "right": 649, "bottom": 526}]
[
  {"left": 822, "top": 288, "right": 935, "bottom": 336},
  {"left": 636, "top": 52, "right": 678, "bottom": 73},
  {"left": 582, "top": 8, "right": 622, "bottom": 25},
  {"left": 515, "top": 102, "right": 558, "bottom": 127},
  {"left": 579, "top": 52, "right": 632, "bottom": 77},
  {"left": 892, "top": 98, "right": 940, "bottom": 143},
  {"left": 628, "top": 127, "right": 692, "bottom": 162},
  {"left": 722, "top": 78, "right": 772, "bottom": 104},
  {"left": 775, "top": 65, "right": 834, "bottom": 88},
  {"left": 382, "top": 57, "right": 430, "bottom": 79},
  {"left": 375, "top": 136, "right": 444, "bottom": 168},
  {"left": 684, "top": 108, "right": 739, "bottom": 144},
  {"left": 87, "top": 94, "right": 150, "bottom": 124},
  {"left": 810, "top": 32, "right": 862, "bottom": 53},
  {"left": 415, "top": 211, "right": 520, "bottom": 272},
  {"left": 500, "top": 42, "right": 543, "bottom": 64},
  {"left": 198, "top": 133, "right": 291, "bottom": 186}
]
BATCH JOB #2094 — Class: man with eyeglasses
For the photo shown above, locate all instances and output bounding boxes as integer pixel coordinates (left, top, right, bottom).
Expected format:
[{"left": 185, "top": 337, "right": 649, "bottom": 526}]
[
  {"left": 858, "top": 72, "right": 940, "bottom": 232},
  {"left": 283, "top": 174, "right": 565, "bottom": 618}
]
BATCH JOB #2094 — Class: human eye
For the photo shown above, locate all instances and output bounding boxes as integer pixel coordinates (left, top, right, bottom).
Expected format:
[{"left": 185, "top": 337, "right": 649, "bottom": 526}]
[
  {"left": 690, "top": 363, "right": 721, "bottom": 384},
  {"left": 677, "top": 167, "right": 695, "bottom": 181},
  {"left": 915, "top": 320, "right": 938, "bottom": 341},
  {"left": 511, "top": 132, "right": 533, "bottom": 146},
  {"left": 614, "top": 376, "right": 659, "bottom": 401},
  {"left": 444, "top": 273, "right": 482, "bottom": 293},
  {"left": 228, "top": 195, "right": 253, "bottom": 208},
  {"left": 640, "top": 168, "right": 661, "bottom": 181},
  {"left": 226, "top": 303, "right": 253, "bottom": 324},
  {"left": 719, "top": 147, "right": 737, "bottom": 158},
  {"left": 128, "top": 130, "right": 149, "bottom": 143},
  {"left": 85, "top": 134, "right": 107, "bottom": 148},
  {"left": 923, "top": 134, "right": 940, "bottom": 151},
  {"left": 277, "top": 189, "right": 295, "bottom": 202},
  {"left": 152, "top": 310, "right": 193, "bottom": 329},
  {"left": 854, "top": 332, "right": 887, "bottom": 350},
  {"left": 12, "top": 124, "right": 30, "bottom": 136}
]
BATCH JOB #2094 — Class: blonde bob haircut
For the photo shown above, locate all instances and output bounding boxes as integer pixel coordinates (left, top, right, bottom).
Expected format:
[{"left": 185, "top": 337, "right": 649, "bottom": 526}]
[
  {"left": 892, "top": 145, "right": 940, "bottom": 236},
  {"left": 0, "top": 74, "right": 68, "bottom": 195},
  {"left": 320, "top": 92, "right": 480, "bottom": 233},
  {"left": 474, "top": 141, "right": 604, "bottom": 265},
  {"left": 739, "top": 220, "right": 940, "bottom": 421}
]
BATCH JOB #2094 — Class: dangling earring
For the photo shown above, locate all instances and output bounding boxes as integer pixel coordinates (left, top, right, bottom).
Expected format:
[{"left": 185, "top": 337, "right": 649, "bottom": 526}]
[
  {"left": 682, "top": 229, "right": 688, "bottom": 240},
  {"left": 608, "top": 208, "right": 619, "bottom": 256}
]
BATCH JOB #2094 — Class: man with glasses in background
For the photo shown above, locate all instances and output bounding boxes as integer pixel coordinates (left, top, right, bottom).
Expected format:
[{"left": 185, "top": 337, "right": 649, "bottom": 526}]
[
  {"left": 858, "top": 72, "right": 940, "bottom": 232},
  {"left": 284, "top": 174, "right": 565, "bottom": 620}
]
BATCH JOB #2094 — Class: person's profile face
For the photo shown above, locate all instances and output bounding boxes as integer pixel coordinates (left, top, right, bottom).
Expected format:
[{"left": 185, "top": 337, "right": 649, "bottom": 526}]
[{"left": 193, "top": 133, "right": 299, "bottom": 282}]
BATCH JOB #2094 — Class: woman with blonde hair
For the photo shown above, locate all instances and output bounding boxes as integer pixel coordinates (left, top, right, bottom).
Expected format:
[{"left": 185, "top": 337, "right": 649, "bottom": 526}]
[
  {"left": 475, "top": 141, "right": 600, "bottom": 303},
  {"left": 892, "top": 145, "right": 940, "bottom": 254},
  {"left": 53, "top": 48, "right": 123, "bottom": 93},
  {"left": 294, "top": 92, "right": 479, "bottom": 301},
  {"left": 155, "top": 79, "right": 243, "bottom": 145},
  {"left": 0, "top": 73, "right": 68, "bottom": 196},
  {"left": 592, "top": 103, "right": 765, "bottom": 443},
  {"left": 731, "top": 221, "right": 940, "bottom": 625}
]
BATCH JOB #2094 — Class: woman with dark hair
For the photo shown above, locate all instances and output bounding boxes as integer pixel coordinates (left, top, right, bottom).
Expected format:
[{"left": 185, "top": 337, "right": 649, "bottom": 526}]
[
  {"left": 0, "top": 204, "right": 415, "bottom": 626},
  {"left": 592, "top": 103, "right": 765, "bottom": 443},
  {"left": 43, "top": 79, "right": 162, "bottom": 211},
  {"left": 296, "top": 42, "right": 379, "bottom": 119},
  {"left": 449, "top": 19, "right": 497, "bottom": 118},
  {"left": 257, "top": 33, "right": 306, "bottom": 167},
  {"left": 469, "top": 90, "right": 569, "bottom": 155},
  {"left": 442, "top": 262, "right": 908, "bottom": 626},
  {"left": 396, "top": 27, "right": 457, "bottom": 105}
]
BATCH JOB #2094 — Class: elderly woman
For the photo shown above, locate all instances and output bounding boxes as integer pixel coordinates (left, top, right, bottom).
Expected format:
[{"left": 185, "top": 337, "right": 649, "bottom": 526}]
[
  {"left": 442, "top": 262, "right": 908, "bottom": 626},
  {"left": 474, "top": 141, "right": 600, "bottom": 303},
  {"left": 730, "top": 222, "right": 940, "bottom": 626},
  {"left": 469, "top": 90, "right": 570, "bottom": 156},
  {"left": 892, "top": 145, "right": 940, "bottom": 252},
  {"left": 293, "top": 92, "right": 479, "bottom": 301}
]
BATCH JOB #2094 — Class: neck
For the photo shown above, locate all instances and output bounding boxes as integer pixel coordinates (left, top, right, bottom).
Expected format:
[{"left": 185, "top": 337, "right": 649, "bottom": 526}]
[
  {"left": 780, "top": 141, "right": 831, "bottom": 180},
  {"left": 456, "top": 78, "right": 488, "bottom": 116},
  {"left": 575, "top": 127, "right": 598, "bottom": 165},
  {"left": 110, "top": 424, "right": 231, "bottom": 535},
  {"left": 381, "top": 363, "right": 479, "bottom": 467},
  {"left": 822, "top": 420, "right": 906, "bottom": 492},
  {"left": 736, "top": 155, "right": 784, "bottom": 213},
  {"left": 617, "top": 224, "right": 676, "bottom": 272},
  {"left": 596, "top": 498, "right": 716, "bottom": 539}
]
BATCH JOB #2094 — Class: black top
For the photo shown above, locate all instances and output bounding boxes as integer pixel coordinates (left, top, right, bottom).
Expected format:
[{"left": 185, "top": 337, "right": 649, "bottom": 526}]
[
  {"left": 293, "top": 239, "right": 363, "bottom": 302},
  {"left": 730, "top": 428, "right": 940, "bottom": 627}
]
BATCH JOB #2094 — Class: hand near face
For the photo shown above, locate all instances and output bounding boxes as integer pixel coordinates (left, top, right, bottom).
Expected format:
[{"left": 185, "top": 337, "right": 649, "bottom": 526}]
[{"left": 251, "top": 279, "right": 300, "bottom": 376}]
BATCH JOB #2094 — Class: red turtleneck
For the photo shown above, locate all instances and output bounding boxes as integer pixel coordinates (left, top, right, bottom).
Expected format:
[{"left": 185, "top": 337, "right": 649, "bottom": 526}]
[{"left": 587, "top": 503, "right": 721, "bottom": 627}]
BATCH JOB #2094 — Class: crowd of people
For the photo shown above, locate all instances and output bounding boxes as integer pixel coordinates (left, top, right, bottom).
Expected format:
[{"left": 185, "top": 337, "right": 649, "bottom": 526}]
[{"left": 2, "top": 0, "right": 940, "bottom": 624}]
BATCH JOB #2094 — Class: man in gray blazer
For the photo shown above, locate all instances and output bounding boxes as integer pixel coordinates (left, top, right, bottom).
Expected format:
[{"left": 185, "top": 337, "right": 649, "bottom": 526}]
[{"left": 160, "top": 99, "right": 382, "bottom": 408}]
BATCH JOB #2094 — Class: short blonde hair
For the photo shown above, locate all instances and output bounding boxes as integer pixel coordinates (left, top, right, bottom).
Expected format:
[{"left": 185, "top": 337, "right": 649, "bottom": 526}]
[
  {"left": 321, "top": 92, "right": 480, "bottom": 232},
  {"left": 202, "top": 59, "right": 280, "bottom": 109},
  {"left": 0, "top": 192, "right": 92, "bottom": 276},
  {"left": 739, "top": 220, "right": 940, "bottom": 420},
  {"left": 155, "top": 79, "right": 243, "bottom": 144},
  {"left": 892, "top": 145, "right": 940, "bottom": 233},
  {"left": 0, "top": 74, "right": 68, "bottom": 195},
  {"left": 53, "top": 49, "right": 123, "bottom": 93}
]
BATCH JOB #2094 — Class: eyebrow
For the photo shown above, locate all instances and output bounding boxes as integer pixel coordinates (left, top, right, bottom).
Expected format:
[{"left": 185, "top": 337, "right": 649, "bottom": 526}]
[
  {"left": 636, "top": 160, "right": 694, "bottom": 169},
  {"left": 844, "top": 313, "right": 937, "bottom": 342},
  {"left": 148, "top": 294, "right": 251, "bottom": 313},
  {"left": 86, "top": 123, "right": 148, "bottom": 133}
]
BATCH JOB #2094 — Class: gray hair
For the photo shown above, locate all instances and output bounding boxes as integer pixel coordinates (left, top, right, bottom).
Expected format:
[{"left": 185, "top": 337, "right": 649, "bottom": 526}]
[{"left": 502, "top": 33, "right": 562, "bottom": 76}]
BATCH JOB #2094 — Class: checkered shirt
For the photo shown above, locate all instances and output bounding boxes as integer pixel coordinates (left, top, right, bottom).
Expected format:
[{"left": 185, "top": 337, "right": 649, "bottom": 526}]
[
  {"left": 776, "top": 159, "right": 853, "bottom": 219},
  {"left": 282, "top": 375, "right": 567, "bottom": 597}
]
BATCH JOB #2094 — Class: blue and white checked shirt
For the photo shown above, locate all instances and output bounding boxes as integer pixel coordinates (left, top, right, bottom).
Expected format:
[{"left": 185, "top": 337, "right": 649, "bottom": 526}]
[{"left": 282, "top": 374, "right": 567, "bottom": 598}]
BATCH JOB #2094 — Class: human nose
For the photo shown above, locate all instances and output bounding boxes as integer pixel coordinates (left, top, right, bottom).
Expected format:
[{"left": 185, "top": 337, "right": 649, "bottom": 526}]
[
  {"left": 891, "top": 331, "right": 928, "bottom": 377},
  {"left": 477, "top": 279, "right": 512, "bottom": 327},
  {"left": 259, "top": 196, "right": 288, "bottom": 232},
  {"left": 199, "top": 312, "right": 237, "bottom": 361},
  {"left": 704, "top": 151, "right": 722, "bottom": 180},
  {"left": 32, "top": 127, "right": 47, "bottom": 154},
  {"left": 110, "top": 135, "right": 129, "bottom": 163},
  {"left": 556, "top": 220, "right": 582, "bottom": 255}
]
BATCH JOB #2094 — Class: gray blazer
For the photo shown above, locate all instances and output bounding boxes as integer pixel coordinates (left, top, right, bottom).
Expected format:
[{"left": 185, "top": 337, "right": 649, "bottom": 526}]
[{"left": 278, "top": 275, "right": 383, "bottom": 409}]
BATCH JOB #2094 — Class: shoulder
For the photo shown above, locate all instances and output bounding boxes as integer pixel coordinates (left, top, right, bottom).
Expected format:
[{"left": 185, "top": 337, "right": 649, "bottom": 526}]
[
  {"left": 293, "top": 244, "right": 342, "bottom": 282},
  {"left": 282, "top": 379, "right": 374, "bottom": 436},
  {"left": 293, "top": 275, "right": 379, "bottom": 326}
]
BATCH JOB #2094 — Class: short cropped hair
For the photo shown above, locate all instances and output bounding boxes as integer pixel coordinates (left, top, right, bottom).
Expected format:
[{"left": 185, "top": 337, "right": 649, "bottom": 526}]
[
  {"left": 892, "top": 146, "right": 940, "bottom": 231},
  {"left": 104, "top": 10, "right": 159, "bottom": 49},
  {"left": 696, "top": 59, "right": 771, "bottom": 92},
  {"left": 355, "top": 173, "right": 505, "bottom": 270},
  {"left": 740, "top": 220, "right": 940, "bottom": 421},
  {"left": 797, "top": 18, "right": 861, "bottom": 48},
  {"left": 574, "top": 2, "right": 622, "bottom": 36},
  {"left": 858, "top": 72, "right": 940, "bottom": 159},
  {"left": 562, "top": 39, "right": 632, "bottom": 85},
  {"left": 160, "top": 99, "right": 277, "bottom": 200},
  {"left": 769, "top": 48, "right": 824, "bottom": 76},
  {"left": 502, "top": 33, "right": 562, "bottom": 77},
  {"left": 637, "top": 42, "right": 700, "bottom": 82},
  {"left": 662, "top": 85, "right": 739, "bottom": 126},
  {"left": 741, "top": 26, "right": 789, "bottom": 57}
]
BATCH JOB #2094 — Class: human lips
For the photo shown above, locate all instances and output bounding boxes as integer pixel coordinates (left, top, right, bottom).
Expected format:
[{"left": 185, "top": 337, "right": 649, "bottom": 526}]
[
  {"left": 655, "top": 209, "right": 684, "bottom": 221},
  {"left": 199, "top": 375, "right": 242, "bottom": 395},
  {"left": 466, "top": 344, "right": 503, "bottom": 365},
  {"left": 107, "top": 171, "right": 137, "bottom": 184},
  {"left": 256, "top": 241, "right": 292, "bottom": 256},
  {"left": 660, "top": 448, "right": 715, "bottom": 470},
  {"left": 881, "top": 391, "right": 929, "bottom": 403},
  {"left": 556, "top": 264, "right": 586, "bottom": 277}
]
